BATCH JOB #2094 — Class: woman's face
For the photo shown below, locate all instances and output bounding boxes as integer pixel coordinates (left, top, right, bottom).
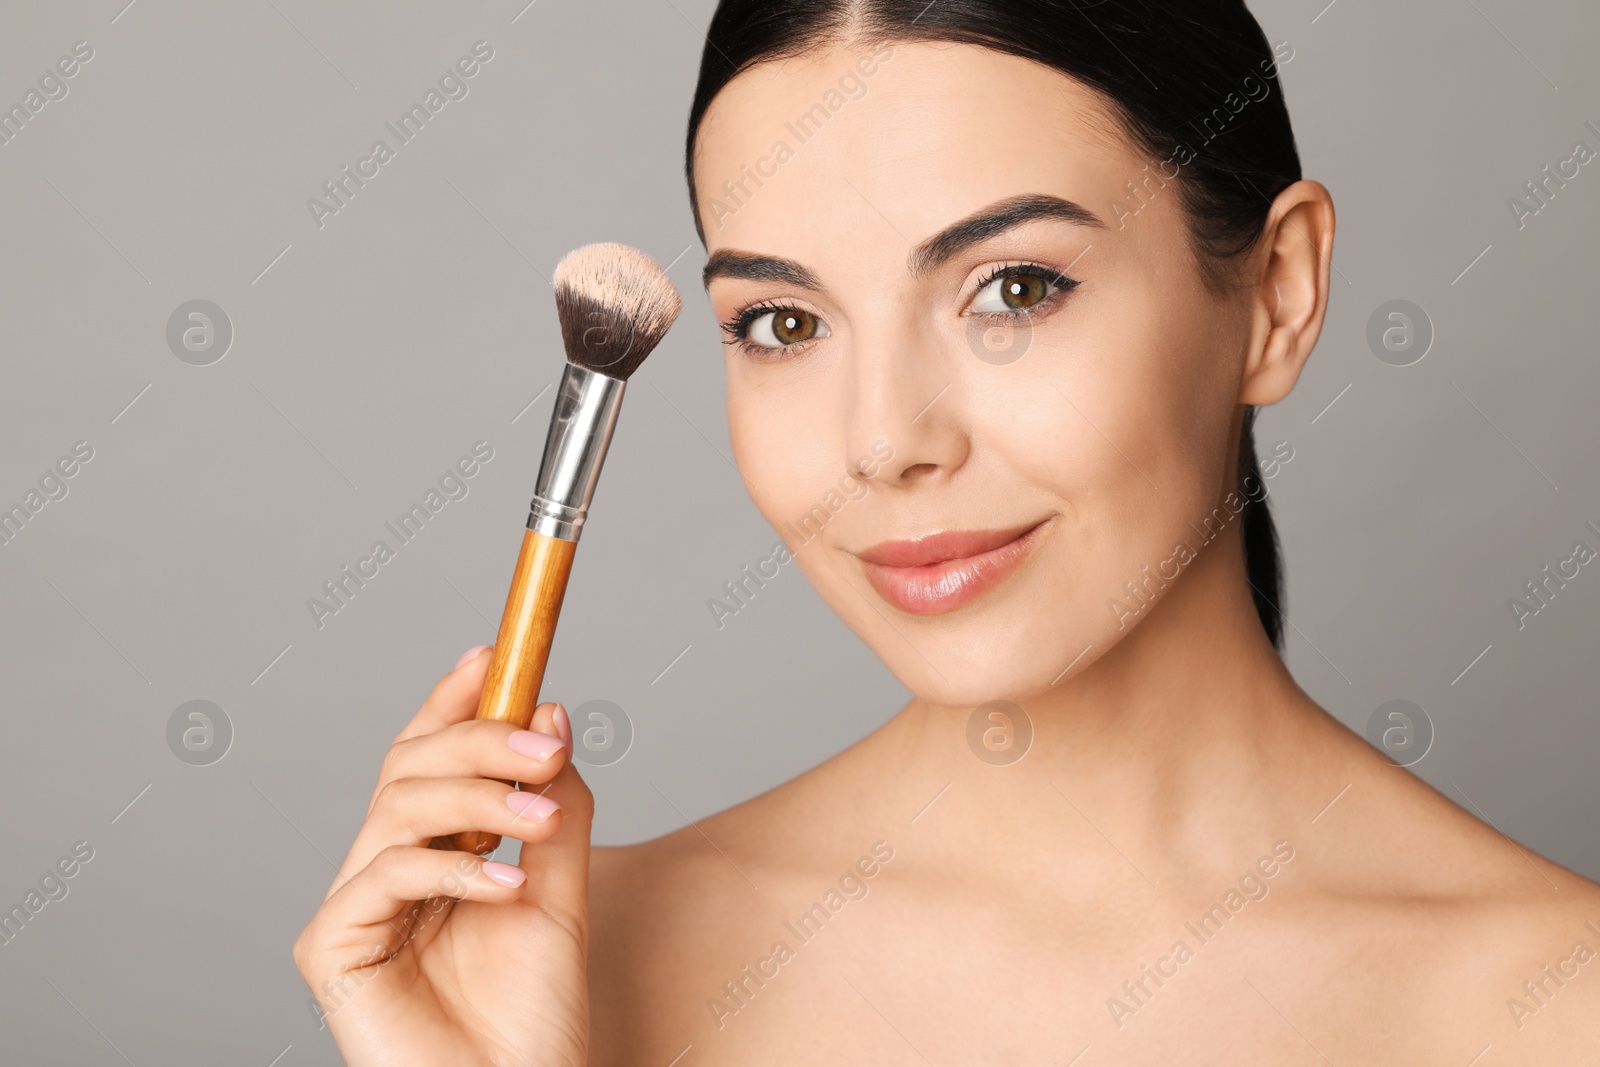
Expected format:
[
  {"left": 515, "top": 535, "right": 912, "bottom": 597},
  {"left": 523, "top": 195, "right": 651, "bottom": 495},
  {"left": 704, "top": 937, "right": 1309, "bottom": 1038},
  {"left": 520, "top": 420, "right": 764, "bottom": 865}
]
[{"left": 693, "top": 41, "right": 1275, "bottom": 707}]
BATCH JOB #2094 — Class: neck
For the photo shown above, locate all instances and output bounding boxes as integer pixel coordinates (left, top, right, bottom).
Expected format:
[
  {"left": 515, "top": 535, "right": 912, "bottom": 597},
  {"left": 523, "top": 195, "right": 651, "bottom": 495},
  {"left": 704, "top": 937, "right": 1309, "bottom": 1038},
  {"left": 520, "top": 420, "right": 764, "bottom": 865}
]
[{"left": 881, "top": 523, "right": 1335, "bottom": 875}]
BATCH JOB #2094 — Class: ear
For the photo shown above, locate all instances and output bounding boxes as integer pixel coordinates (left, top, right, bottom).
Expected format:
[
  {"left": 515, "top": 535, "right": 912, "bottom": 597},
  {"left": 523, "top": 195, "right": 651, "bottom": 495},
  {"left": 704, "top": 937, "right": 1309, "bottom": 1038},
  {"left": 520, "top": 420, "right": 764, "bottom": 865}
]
[{"left": 1238, "top": 180, "right": 1335, "bottom": 406}]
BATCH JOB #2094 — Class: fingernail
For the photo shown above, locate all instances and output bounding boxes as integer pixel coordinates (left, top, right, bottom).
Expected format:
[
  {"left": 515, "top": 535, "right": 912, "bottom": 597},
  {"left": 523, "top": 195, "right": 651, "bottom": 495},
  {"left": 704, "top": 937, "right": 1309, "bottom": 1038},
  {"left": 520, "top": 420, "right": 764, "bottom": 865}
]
[
  {"left": 507, "top": 729, "right": 564, "bottom": 762},
  {"left": 505, "top": 790, "right": 560, "bottom": 821},
  {"left": 553, "top": 704, "right": 573, "bottom": 755},
  {"left": 455, "top": 644, "right": 491, "bottom": 670},
  {"left": 481, "top": 860, "right": 525, "bottom": 887}
]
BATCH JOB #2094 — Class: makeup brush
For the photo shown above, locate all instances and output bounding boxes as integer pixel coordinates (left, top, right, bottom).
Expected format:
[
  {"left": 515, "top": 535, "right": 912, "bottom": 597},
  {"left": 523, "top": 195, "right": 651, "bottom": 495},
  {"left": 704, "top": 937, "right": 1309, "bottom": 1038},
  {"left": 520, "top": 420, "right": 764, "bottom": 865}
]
[{"left": 453, "top": 242, "right": 682, "bottom": 856}]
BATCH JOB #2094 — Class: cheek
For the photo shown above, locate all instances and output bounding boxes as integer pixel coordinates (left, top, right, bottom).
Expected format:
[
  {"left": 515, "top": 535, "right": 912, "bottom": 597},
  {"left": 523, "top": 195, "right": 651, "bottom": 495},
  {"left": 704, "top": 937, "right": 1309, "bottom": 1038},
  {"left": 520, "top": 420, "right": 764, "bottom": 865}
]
[
  {"left": 1028, "top": 322, "right": 1218, "bottom": 465},
  {"left": 981, "top": 280, "right": 1240, "bottom": 571},
  {"left": 725, "top": 367, "right": 836, "bottom": 536}
]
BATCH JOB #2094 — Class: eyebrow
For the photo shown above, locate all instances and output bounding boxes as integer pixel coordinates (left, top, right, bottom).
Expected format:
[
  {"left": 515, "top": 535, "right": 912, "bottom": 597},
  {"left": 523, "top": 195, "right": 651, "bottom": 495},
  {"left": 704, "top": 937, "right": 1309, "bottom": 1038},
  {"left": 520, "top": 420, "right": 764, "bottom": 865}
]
[
  {"left": 701, "top": 193, "right": 1105, "bottom": 291},
  {"left": 909, "top": 193, "right": 1106, "bottom": 276},
  {"left": 700, "top": 249, "right": 822, "bottom": 292}
]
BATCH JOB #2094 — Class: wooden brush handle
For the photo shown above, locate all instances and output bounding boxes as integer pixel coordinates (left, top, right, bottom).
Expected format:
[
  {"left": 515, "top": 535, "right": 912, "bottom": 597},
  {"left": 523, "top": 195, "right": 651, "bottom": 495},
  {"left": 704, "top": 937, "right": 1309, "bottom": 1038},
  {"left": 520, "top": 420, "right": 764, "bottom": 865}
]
[{"left": 452, "top": 528, "right": 576, "bottom": 856}]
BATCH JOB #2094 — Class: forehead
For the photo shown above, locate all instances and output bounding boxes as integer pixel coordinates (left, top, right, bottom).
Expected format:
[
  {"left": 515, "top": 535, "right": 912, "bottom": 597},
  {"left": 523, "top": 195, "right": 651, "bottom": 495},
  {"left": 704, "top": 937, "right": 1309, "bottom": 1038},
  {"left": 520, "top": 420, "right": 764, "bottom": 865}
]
[{"left": 693, "top": 40, "right": 1139, "bottom": 256}]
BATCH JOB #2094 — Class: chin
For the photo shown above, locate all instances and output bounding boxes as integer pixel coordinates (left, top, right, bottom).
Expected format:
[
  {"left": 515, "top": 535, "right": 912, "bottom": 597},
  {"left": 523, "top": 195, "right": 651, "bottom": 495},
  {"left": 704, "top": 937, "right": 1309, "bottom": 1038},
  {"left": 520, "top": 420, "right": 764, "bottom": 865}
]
[
  {"left": 863, "top": 602, "right": 1101, "bottom": 711},
  {"left": 903, "top": 665, "right": 1042, "bottom": 711}
]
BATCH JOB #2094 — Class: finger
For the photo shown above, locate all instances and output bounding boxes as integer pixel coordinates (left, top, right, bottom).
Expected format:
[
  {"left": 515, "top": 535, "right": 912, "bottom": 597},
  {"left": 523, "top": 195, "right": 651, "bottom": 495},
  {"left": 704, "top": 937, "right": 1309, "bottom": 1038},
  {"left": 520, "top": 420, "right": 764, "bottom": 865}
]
[
  {"left": 516, "top": 705, "right": 594, "bottom": 926},
  {"left": 336, "top": 768, "right": 561, "bottom": 899},
  {"left": 354, "top": 776, "right": 563, "bottom": 859},
  {"left": 380, "top": 702, "right": 565, "bottom": 855},
  {"left": 529, "top": 700, "right": 572, "bottom": 756},
  {"left": 393, "top": 644, "right": 494, "bottom": 744},
  {"left": 382, "top": 715, "right": 567, "bottom": 791},
  {"left": 299, "top": 845, "right": 525, "bottom": 975},
  {"left": 449, "top": 701, "right": 564, "bottom": 855}
]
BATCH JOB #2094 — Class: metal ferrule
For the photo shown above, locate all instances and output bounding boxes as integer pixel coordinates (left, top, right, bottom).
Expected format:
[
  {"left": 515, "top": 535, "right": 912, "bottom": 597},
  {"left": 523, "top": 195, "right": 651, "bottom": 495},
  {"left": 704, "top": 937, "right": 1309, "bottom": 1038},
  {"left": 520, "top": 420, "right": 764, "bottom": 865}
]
[{"left": 526, "top": 362, "right": 626, "bottom": 541}]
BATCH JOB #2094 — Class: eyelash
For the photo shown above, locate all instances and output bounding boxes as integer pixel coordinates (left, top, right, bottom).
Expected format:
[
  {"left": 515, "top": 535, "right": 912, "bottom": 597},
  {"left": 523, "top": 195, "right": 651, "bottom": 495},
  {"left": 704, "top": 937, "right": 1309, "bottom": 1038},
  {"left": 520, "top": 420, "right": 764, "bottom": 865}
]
[
  {"left": 718, "top": 299, "right": 808, "bottom": 360},
  {"left": 968, "top": 262, "right": 1080, "bottom": 325},
  {"left": 718, "top": 262, "right": 1081, "bottom": 361}
]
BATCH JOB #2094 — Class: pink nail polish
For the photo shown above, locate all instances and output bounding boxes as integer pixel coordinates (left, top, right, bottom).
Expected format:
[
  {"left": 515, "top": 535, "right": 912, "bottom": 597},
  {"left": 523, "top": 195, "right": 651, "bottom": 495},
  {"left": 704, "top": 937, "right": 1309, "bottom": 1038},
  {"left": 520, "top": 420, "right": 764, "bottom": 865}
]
[
  {"left": 508, "top": 730, "right": 564, "bottom": 762},
  {"left": 455, "top": 644, "right": 491, "bottom": 670},
  {"left": 481, "top": 860, "right": 526, "bottom": 887},
  {"left": 505, "top": 790, "right": 560, "bottom": 821},
  {"left": 553, "top": 704, "right": 573, "bottom": 755}
]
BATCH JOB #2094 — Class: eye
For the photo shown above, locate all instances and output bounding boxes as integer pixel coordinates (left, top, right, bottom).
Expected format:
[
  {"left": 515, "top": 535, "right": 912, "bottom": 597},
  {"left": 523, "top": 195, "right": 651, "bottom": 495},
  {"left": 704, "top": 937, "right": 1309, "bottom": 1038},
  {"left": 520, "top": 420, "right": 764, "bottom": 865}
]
[
  {"left": 747, "top": 307, "right": 828, "bottom": 348},
  {"left": 721, "top": 301, "right": 832, "bottom": 358},
  {"left": 967, "top": 265, "right": 1076, "bottom": 315}
]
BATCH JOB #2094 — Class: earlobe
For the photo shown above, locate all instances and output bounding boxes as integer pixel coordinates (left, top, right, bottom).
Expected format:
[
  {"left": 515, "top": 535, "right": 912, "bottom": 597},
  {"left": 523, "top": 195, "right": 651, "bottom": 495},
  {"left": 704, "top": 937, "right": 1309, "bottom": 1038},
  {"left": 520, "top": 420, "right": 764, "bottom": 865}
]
[{"left": 1238, "top": 180, "right": 1335, "bottom": 407}]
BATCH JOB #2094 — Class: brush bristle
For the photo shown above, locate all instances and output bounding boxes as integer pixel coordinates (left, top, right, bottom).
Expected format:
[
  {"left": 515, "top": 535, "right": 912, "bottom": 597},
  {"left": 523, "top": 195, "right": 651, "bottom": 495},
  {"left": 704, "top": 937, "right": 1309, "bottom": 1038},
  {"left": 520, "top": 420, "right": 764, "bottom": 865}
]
[{"left": 552, "top": 243, "right": 683, "bottom": 381}]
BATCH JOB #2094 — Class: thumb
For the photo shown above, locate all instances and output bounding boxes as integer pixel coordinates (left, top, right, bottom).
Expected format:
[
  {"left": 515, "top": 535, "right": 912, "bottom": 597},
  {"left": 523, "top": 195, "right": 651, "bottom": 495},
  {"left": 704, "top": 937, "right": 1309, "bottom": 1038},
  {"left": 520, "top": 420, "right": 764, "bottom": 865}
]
[{"left": 515, "top": 703, "right": 594, "bottom": 926}]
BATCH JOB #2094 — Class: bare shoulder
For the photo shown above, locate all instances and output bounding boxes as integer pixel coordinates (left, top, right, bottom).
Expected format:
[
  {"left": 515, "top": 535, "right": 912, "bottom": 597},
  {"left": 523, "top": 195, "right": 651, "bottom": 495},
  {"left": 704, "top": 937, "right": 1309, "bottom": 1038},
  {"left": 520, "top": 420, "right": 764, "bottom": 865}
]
[
  {"left": 1283, "top": 728, "right": 1600, "bottom": 1061},
  {"left": 583, "top": 763, "right": 875, "bottom": 1064},
  {"left": 1371, "top": 865, "right": 1600, "bottom": 1063},
  {"left": 1419, "top": 838, "right": 1600, "bottom": 1060}
]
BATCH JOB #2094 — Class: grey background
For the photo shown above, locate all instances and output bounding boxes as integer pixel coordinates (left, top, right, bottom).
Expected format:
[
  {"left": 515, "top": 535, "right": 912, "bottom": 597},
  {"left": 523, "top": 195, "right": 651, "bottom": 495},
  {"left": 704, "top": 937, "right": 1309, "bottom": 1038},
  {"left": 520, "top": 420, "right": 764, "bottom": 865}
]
[{"left": 1, "top": 0, "right": 1595, "bottom": 1060}]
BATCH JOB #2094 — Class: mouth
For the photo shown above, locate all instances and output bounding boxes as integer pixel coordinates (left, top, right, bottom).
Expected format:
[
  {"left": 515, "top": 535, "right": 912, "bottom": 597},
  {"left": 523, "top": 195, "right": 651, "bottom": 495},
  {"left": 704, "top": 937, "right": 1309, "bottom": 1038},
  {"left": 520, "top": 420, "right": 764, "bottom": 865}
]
[{"left": 854, "top": 518, "right": 1051, "bottom": 615}]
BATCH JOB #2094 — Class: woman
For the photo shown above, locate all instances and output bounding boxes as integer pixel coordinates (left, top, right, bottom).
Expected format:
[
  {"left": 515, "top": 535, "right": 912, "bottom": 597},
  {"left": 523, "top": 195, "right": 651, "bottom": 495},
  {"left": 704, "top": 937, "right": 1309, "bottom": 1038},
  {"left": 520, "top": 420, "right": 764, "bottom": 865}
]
[{"left": 295, "top": 1, "right": 1600, "bottom": 1062}]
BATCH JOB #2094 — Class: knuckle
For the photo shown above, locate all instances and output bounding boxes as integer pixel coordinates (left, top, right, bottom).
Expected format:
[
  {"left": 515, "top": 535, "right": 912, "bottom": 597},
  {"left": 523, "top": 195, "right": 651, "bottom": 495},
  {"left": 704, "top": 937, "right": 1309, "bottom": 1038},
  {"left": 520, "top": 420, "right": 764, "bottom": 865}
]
[
  {"left": 424, "top": 671, "right": 456, "bottom": 705},
  {"left": 292, "top": 925, "right": 320, "bottom": 976},
  {"left": 372, "top": 780, "right": 429, "bottom": 841},
  {"left": 566, "top": 770, "right": 596, "bottom": 818},
  {"left": 374, "top": 775, "right": 417, "bottom": 812},
  {"left": 454, "top": 717, "right": 506, "bottom": 753},
  {"left": 478, "top": 718, "right": 526, "bottom": 754},
  {"left": 425, "top": 662, "right": 476, "bottom": 708},
  {"left": 371, "top": 777, "right": 404, "bottom": 814},
  {"left": 372, "top": 843, "right": 411, "bottom": 875},
  {"left": 376, "top": 742, "right": 406, "bottom": 784}
]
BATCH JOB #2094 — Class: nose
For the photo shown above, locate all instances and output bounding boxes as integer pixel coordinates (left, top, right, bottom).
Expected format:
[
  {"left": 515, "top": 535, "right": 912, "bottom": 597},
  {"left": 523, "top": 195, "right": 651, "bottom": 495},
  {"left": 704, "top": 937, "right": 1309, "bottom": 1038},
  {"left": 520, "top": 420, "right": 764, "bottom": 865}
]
[{"left": 844, "top": 313, "right": 970, "bottom": 489}]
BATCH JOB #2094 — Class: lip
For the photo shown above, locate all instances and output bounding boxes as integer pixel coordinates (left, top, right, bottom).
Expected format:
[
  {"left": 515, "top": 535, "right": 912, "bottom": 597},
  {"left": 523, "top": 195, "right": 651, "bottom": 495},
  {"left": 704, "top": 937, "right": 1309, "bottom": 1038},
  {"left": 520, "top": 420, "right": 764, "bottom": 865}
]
[{"left": 855, "top": 519, "right": 1050, "bottom": 615}]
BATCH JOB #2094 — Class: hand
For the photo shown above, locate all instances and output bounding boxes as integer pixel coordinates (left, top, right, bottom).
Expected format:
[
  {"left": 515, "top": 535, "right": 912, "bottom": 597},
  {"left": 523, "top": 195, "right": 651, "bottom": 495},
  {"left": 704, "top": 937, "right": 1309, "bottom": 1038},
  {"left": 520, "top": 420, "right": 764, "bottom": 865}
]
[{"left": 294, "top": 646, "right": 594, "bottom": 1066}]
